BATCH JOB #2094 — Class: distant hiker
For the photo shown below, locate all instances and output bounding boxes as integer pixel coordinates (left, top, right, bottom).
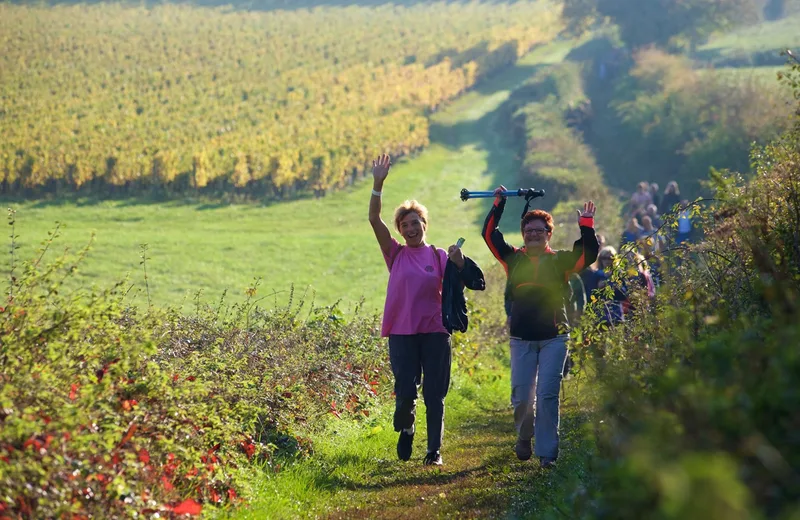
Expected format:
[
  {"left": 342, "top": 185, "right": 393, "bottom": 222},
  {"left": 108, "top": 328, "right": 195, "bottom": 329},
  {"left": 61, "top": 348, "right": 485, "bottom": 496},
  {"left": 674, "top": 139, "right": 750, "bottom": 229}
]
[
  {"left": 677, "top": 200, "right": 693, "bottom": 244},
  {"left": 368, "top": 154, "right": 484, "bottom": 467},
  {"left": 662, "top": 181, "right": 681, "bottom": 213},
  {"left": 645, "top": 203, "right": 663, "bottom": 228},
  {"left": 630, "top": 181, "right": 653, "bottom": 216},
  {"left": 482, "top": 185, "right": 599, "bottom": 469},
  {"left": 649, "top": 183, "right": 661, "bottom": 211},
  {"left": 621, "top": 217, "right": 644, "bottom": 247},
  {"left": 584, "top": 246, "right": 626, "bottom": 325}
]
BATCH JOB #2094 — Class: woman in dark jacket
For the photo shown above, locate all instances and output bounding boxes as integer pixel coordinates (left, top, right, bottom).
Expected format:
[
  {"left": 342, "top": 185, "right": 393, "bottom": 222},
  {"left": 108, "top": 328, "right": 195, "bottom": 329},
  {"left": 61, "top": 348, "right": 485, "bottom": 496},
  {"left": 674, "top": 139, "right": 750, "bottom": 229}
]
[{"left": 482, "top": 185, "right": 599, "bottom": 468}]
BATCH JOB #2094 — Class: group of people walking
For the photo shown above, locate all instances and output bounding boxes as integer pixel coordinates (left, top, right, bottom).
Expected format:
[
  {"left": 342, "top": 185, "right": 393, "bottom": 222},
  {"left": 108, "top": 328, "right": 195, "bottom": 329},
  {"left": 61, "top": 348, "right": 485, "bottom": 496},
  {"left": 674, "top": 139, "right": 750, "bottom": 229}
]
[{"left": 368, "top": 154, "right": 599, "bottom": 468}]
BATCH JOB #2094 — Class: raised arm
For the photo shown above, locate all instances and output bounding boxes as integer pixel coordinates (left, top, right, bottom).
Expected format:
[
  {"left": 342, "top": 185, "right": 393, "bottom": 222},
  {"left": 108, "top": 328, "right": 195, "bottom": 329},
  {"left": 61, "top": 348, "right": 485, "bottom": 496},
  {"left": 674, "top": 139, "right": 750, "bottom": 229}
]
[
  {"left": 559, "top": 201, "right": 599, "bottom": 277},
  {"left": 482, "top": 185, "right": 516, "bottom": 274},
  {"left": 368, "top": 154, "right": 393, "bottom": 258}
]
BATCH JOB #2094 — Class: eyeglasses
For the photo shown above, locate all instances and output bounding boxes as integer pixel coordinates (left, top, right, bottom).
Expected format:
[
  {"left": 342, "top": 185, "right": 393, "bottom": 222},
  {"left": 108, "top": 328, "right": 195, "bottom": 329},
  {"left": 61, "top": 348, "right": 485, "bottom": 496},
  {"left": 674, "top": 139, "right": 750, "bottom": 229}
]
[{"left": 524, "top": 228, "right": 549, "bottom": 235}]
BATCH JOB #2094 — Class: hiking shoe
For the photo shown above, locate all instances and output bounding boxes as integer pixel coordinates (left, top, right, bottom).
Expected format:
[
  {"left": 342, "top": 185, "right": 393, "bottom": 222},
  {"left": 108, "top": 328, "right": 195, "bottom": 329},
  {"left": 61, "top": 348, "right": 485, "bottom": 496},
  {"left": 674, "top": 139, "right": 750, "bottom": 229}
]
[
  {"left": 515, "top": 438, "right": 533, "bottom": 461},
  {"left": 397, "top": 430, "right": 414, "bottom": 461},
  {"left": 423, "top": 451, "right": 443, "bottom": 466},
  {"left": 539, "top": 456, "right": 557, "bottom": 469}
]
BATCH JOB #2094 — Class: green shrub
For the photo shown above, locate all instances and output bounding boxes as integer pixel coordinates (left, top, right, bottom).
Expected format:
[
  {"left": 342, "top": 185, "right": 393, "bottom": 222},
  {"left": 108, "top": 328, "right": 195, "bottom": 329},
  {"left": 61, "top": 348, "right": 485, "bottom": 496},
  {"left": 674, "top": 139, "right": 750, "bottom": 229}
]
[
  {"left": 607, "top": 48, "right": 791, "bottom": 195},
  {"left": 0, "top": 221, "right": 390, "bottom": 518},
  {"left": 575, "top": 60, "right": 800, "bottom": 518}
]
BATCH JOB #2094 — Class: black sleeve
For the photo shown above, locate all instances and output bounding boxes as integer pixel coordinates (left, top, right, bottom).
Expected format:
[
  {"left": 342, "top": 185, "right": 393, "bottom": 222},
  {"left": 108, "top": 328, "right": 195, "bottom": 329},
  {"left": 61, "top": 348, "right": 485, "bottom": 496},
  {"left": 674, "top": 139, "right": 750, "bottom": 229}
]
[
  {"left": 482, "top": 197, "right": 516, "bottom": 274},
  {"left": 457, "top": 256, "right": 486, "bottom": 291},
  {"left": 558, "top": 218, "right": 599, "bottom": 278}
]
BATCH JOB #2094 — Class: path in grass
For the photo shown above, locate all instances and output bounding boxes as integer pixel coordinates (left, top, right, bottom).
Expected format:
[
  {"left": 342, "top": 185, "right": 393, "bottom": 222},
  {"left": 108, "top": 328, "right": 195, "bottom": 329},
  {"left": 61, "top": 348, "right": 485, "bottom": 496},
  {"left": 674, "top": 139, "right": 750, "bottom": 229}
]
[
  {"left": 218, "top": 41, "right": 597, "bottom": 519},
  {"left": 228, "top": 347, "right": 594, "bottom": 520},
  {"left": 3, "top": 41, "right": 573, "bottom": 313}
]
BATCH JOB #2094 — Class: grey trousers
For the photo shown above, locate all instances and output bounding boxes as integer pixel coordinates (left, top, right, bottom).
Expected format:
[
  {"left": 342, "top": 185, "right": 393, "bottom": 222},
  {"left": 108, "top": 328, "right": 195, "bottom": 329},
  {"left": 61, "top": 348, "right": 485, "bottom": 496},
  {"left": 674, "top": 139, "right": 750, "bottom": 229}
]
[
  {"left": 510, "top": 335, "right": 568, "bottom": 459},
  {"left": 388, "top": 333, "right": 452, "bottom": 453}
]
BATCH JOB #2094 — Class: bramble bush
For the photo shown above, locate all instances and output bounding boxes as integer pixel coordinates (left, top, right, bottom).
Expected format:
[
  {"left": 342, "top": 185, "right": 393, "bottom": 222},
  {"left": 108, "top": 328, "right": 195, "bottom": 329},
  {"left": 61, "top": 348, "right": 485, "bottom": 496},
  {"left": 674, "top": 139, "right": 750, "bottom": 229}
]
[
  {"left": 572, "top": 58, "right": 800, "bottom": 519},
  {"left": 0, "top": 220, "right": 390, "bottom": 518}
]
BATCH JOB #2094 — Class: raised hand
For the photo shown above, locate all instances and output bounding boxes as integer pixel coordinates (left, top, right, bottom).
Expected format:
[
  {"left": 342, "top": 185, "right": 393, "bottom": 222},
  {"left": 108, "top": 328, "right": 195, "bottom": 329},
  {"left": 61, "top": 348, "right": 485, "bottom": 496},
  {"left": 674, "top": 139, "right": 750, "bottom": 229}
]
[
  {"left": 577, "top": 200, "right": 596, "bottom": 220},
  {"left": 493, "top": 185, "right": 507, "bottom": 202},
  {"left": 372, "top": 154, "right": 392, "bottom": 185}
]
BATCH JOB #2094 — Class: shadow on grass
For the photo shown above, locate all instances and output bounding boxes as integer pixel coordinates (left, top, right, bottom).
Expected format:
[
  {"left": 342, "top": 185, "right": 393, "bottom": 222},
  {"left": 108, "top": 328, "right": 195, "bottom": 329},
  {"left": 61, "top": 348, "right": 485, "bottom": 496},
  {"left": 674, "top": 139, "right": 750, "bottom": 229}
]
[
  {"left": 2, "top": 190, "right": 315, "bottom": 211},
  {"left": 428, "top": 61, "right": 555, "bottom": 233}
]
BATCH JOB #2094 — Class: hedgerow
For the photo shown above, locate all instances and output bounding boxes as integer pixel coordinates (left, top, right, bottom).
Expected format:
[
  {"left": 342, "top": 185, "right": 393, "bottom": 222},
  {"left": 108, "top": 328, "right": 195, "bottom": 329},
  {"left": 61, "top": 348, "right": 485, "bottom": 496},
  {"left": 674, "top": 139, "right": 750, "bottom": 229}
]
[
  {"left": 0, "top": 220, "right": 390, "bottom": 518},
  {"left": 573, "top": 57, "right": 800, "bottom": 519}
]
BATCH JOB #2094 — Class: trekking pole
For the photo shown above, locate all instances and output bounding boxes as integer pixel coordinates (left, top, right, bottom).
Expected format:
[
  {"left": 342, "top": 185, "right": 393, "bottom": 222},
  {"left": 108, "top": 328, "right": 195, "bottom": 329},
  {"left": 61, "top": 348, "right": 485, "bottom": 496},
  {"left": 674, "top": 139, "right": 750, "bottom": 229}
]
[{"left": 460, "top": 188, "right": 545, "bottom": 201}]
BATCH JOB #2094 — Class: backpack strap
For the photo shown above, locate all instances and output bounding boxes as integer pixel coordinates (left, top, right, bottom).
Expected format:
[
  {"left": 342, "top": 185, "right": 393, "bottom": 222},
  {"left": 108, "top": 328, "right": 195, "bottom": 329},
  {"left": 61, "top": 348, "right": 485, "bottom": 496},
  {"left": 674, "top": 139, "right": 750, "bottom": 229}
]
[{"left": 431, "top": 244, "right": 443, "bottom": 281}]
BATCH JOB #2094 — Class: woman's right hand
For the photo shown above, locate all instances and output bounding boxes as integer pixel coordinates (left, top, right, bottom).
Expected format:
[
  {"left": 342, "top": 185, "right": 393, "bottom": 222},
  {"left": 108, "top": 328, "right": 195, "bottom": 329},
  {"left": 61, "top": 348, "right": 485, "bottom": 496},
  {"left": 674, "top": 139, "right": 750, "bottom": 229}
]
[
  {"left": 372, "top": 154, "right": 392, "bottom": 185},
  {"left": 493, "top": 185, "right": 507, "bottom": 202}
]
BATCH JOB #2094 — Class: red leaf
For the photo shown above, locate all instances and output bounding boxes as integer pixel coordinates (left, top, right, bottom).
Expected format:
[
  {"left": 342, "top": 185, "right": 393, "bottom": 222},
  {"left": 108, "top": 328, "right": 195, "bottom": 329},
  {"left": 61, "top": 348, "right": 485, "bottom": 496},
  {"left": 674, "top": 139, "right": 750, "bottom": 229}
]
[
  {"left": 210, "top": 490, "right": 220, "bottom": 503},
  {"left": 137, "top": 448, "right": 150, "bottom": 464},
  {"left": 167, "top": 453, "right": 175, "bottom": 462},
  {"left": 169, "top": 499, "right": 202, "bottom": 515},
  {"left": 118, "top": 423, "right": 137, "bottom": 447},
  {"left": 240, "top": 441, "right": 256, "bottom": 459},
  {"left": 160, "top": 476, "right": 174, "bottom": 491},
  {"left": 172, "top": 373, "right": 180, "bottom": 382},
  {"left": 186, "top": 376, "right": 196, "bottom": 382},
  {"left": 69, "top": 384, "right": 79, "bottom": 401},
  {"left": 330, "top": 410, "right": 341, "bottom": 419},
  {"left": 227, "top": 488, "right": 237, "bottom": 501},
  {"left": 362, "top": 409, "right": 370, "bottom": 417}
]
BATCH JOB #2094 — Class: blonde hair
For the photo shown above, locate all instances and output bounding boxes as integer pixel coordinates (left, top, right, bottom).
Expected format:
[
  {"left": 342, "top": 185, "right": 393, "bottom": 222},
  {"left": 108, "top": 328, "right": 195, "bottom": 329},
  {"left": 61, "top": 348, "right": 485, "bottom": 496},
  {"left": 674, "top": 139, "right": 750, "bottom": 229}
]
[
  {"left": 598, "top": 246, "right": 617, "bottom": 260},
  {"left": 393, "top": 200, "right": 429, "bottom": 232}
]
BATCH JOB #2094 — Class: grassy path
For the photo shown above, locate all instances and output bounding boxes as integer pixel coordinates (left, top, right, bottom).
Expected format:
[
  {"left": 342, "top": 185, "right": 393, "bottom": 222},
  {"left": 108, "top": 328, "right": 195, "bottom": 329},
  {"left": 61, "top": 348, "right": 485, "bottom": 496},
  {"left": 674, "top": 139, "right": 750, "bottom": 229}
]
[
  {"left": 2, "top": 41, "right": 573, "bottom": 312},
  {"left": 226, "top": 346, "right": 594, "bottom": 520}
]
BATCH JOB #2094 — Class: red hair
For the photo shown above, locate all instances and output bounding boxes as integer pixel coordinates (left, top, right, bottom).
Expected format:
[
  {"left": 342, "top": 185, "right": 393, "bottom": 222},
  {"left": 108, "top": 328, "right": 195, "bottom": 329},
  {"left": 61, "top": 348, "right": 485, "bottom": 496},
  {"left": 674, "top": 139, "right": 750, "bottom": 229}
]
[{"left": 520, "top": 209, "right": 554, "bottom": 233}]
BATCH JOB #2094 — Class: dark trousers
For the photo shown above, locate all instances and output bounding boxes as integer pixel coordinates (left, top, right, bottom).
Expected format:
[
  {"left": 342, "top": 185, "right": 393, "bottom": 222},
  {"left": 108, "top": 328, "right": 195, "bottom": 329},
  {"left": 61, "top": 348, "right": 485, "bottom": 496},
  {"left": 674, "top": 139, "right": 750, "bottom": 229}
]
[{"left": 388, "top": 333, "right": 452, "bottom": 453}]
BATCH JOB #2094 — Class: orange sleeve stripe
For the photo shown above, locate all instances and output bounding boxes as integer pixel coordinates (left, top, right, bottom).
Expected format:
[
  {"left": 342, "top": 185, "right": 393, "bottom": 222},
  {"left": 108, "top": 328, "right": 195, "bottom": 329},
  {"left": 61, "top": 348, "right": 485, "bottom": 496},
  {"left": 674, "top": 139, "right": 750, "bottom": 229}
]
[
  {"left": 484, "top": 212, "right": 509, "bottom": 276},
  {"left": 564, "top": 251, "right": 586, "bottom": 282}
]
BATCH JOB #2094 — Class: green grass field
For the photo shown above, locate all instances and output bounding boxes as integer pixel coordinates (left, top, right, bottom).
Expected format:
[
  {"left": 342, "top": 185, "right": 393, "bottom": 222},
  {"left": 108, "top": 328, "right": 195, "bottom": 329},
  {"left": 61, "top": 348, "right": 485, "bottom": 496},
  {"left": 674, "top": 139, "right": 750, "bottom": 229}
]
[
  {"left": 697, "top": 13, "right": 800, "bottom": 64},
  {"left": 2, "top": 42, "right": 575, "bottom": 313}
]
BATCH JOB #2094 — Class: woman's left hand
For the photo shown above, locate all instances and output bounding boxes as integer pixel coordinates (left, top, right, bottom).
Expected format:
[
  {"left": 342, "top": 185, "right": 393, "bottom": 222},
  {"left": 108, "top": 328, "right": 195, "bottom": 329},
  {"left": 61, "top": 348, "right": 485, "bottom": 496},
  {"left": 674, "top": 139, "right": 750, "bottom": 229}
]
[
  {"left": 577, "top": 200, "right": 597, "bottom": 220},
  {"left": 448, "top": 244, "right": 466, "bottom": 270}
]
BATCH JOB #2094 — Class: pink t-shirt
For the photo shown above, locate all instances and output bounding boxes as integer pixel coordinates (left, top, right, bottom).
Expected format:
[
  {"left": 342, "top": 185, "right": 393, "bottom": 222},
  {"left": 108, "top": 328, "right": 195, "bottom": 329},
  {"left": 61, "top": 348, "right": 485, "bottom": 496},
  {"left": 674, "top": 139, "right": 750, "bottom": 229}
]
[{"left": 381, "top": 238, "right": 449, "bottom": 337}]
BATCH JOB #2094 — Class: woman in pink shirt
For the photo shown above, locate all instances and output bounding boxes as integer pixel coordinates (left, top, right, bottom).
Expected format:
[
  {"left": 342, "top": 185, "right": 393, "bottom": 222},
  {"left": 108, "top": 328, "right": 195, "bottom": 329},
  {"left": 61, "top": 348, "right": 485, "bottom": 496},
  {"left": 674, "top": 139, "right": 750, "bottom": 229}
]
[{"left": 368, "top": 154, "right": 464, "bottom": 467}]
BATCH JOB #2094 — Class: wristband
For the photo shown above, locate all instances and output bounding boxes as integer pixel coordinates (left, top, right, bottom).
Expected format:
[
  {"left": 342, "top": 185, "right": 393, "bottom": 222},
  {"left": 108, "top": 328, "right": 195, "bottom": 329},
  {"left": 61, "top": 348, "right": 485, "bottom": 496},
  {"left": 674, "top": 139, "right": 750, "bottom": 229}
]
[{"left": 371, "top": 189, "right": 382, "bottom": 197}]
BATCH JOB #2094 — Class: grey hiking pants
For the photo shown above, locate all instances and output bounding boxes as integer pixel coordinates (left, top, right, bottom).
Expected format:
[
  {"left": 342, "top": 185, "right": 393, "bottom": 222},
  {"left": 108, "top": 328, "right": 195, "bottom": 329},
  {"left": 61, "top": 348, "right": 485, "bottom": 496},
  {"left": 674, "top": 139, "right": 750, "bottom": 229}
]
[
  {"left": 388, "top": 333, "right": 452, "bottom": 453},
  {"left": 510, "top": 335, "right": 568, "bottom": 459}
]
